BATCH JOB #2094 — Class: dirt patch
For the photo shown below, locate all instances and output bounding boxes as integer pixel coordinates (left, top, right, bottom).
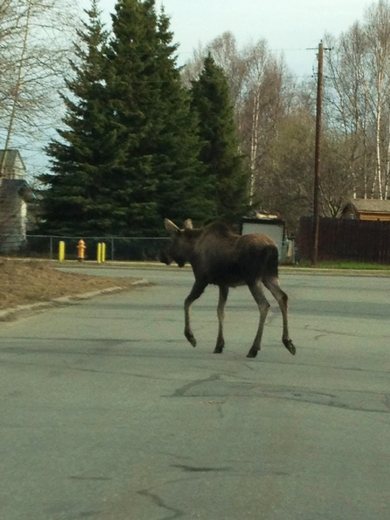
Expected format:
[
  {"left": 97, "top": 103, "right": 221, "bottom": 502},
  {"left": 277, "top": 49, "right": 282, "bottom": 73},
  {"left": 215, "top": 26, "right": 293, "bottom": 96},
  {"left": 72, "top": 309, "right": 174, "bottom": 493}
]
[{"left": 0, "top": 258, "right": 139, "bottom": 310}]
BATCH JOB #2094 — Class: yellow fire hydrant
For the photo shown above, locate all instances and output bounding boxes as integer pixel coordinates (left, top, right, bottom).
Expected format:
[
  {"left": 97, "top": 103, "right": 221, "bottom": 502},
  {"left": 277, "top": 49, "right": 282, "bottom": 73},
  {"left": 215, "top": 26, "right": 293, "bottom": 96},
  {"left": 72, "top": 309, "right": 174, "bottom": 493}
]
[{"left": 77, "top": 239, "right": 86, "bottom": 262}]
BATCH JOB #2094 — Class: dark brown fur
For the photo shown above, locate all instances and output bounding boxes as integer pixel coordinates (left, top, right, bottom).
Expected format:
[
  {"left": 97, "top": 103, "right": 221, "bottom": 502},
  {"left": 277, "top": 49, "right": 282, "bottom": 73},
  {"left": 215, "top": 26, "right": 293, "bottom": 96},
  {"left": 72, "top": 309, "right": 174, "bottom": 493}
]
[{"left": 162, "top": 219, "right": 296, "bottom": 358}]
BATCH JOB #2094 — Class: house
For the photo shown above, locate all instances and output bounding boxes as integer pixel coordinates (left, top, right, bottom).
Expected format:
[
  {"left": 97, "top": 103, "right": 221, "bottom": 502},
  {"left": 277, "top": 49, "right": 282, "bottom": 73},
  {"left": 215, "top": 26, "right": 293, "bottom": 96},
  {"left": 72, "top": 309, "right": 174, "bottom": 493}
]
[
  {"left": 0, "top": 149, "right": 34, "bottom": 254},
  {"left": 241, "top": 213, "right": 294, "bottom": 263},
  {"left": 0, "top": 149, "right": 26, "bottom": 179},
  {"left": 341, "top": 199, "right": 390, "bottom": 222}
]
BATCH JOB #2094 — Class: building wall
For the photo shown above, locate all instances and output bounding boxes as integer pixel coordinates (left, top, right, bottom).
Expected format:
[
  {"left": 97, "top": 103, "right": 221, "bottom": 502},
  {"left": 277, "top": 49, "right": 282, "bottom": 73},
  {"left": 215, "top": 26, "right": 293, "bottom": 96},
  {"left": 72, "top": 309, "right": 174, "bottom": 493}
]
[
  {"left": 242, "top": 221, "right": 284, "bottom": 254},
  {"left": 359, "top": 212, "right": 390, "bottom": 222},
  {"left": 0, "top": 150, "right": 25, "bottom": 180},
  {"left": 0, "top": 179, "right": 28, "bottom": 254},
  {"left": 241, "top": 220, "right": 289, "bottom": 262}
]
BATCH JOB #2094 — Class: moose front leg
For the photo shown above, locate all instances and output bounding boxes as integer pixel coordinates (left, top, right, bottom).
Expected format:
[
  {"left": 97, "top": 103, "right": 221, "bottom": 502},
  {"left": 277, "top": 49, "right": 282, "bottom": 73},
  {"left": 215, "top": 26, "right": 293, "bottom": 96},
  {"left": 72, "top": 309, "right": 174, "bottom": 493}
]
[
  {"left": 214, "top": 285, "right": 229, "bottom": 353},
  {"left": 184, "top": 280, "right": 207, "bottom": 347}
]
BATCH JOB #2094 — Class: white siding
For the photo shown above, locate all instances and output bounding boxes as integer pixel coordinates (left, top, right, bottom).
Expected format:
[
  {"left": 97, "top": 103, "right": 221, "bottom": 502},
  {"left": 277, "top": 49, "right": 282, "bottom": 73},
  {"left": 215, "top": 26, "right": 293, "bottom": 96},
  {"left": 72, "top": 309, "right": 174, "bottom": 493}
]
[{"left": 242, "top": 221, "right": 285, "bottom": 260}]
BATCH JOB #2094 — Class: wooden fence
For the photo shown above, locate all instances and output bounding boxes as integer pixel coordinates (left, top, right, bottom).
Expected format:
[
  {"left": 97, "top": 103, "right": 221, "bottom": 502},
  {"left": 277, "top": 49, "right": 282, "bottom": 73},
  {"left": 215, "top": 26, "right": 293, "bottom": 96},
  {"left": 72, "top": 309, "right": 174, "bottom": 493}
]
[{"left": 298, "top": 217, "right": 390, "bottom": 264}]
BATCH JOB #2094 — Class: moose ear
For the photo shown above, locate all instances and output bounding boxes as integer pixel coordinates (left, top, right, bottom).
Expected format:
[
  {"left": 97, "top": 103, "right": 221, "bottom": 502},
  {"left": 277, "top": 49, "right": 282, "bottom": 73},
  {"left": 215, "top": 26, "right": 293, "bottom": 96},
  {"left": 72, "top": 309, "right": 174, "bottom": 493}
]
[
  {"left": 183, "top": 219, "right": 193, "bottom": 230},
  {"left": 164, "top": 218, "right": 180, "bottom": 234}
]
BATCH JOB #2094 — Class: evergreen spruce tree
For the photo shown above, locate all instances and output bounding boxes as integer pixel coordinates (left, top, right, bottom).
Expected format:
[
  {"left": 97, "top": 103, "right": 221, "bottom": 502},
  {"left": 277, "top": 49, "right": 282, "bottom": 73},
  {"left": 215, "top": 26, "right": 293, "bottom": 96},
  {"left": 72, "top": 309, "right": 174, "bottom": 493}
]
[
  {"left": 40, "top": 0, "right": 110, "bottom": 235},
  {"left": 41, "top": 0, "right": 214, "bottom": 237},
  {"left": 99, "top": 0, "right": 159, "bottom": 235},
  {"left": 152, "top": 9, "right": 215, "bottom": 225},
  {"left": 191, "top": 54, "right": 250, "bottom": 222},
  {"left": 103, "top": 0, "right": 212, "bottom": 233}
]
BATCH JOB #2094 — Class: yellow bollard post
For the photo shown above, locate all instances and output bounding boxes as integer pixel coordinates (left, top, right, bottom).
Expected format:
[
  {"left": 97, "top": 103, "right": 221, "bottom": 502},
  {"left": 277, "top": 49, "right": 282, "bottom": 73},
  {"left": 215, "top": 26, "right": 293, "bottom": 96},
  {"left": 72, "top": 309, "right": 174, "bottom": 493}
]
[
  {"left": 97, "top": 242, "right": 102, "bottom": 264},
  {"left": 101, "top": 242, "right": 106, "bottom": 263},
  {"left": 58, "top": 241, "right": 65, "bottom": 262}
]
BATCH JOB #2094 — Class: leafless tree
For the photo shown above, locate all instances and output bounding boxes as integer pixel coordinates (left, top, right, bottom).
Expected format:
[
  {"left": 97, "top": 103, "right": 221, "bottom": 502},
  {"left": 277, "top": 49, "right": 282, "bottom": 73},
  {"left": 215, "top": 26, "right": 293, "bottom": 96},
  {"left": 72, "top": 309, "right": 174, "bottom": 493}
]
[
  {"left": 325, "top": 0, "right": 390, "bottom": 200},
  {"left": 239, "top": 40, "right": 286, "bottom": 205},
  {"left": 182, "top": 32, "right": 289, "bottom": 209},
  {"left": 0, "top": 0, "right": 82, "bottom": 180},
  {"left": 365, "top": 0, "right": 390, "bottom": 199}
]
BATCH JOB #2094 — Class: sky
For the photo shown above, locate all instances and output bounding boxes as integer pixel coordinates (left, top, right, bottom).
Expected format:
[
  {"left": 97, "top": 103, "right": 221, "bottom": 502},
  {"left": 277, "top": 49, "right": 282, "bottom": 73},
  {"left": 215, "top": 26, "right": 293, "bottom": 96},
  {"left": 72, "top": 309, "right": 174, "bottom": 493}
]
[
  {"left": 82, "top": 0, "right": 373, "bottom": 78},
  {"left": 14, "top": 0, "right": 374, "bottom": 177}
]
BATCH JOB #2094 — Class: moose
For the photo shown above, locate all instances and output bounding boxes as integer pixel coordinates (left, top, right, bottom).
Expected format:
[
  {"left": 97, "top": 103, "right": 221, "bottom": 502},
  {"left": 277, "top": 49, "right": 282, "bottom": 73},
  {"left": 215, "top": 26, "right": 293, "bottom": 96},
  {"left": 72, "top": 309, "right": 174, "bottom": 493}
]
[{"left": 161, "top": 218, "right": 296, "bottom": 358}]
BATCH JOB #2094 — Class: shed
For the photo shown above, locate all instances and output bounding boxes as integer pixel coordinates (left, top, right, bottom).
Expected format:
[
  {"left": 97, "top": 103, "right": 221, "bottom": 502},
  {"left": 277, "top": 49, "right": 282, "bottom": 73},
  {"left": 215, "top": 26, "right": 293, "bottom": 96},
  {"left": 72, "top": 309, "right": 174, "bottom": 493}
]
[
  {"left": 0, "top": 150, "right": 34, "bottom": 254},
  {"left": 341, "top": 199, "right": 390, "bottom": 221},
  {"left": 241, "top": 217, "right": 289, "bottom": 262}
]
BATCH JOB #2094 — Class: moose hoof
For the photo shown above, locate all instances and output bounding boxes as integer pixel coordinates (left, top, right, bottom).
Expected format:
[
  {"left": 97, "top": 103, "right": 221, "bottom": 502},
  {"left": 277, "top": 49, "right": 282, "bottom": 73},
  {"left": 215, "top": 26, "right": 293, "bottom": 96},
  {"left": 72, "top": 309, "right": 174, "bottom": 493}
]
[
  {"left": 246, "top": 348, "right": 258, "bottom": 358},
  {"left": 214, "top": 345, "right": 224, "bottom": 354},
  {"left": 185, "top": 332, "right": 197, "bottom": 347},
  {"left": 283, "top": 339, "right": 296, "bottom": 356}
]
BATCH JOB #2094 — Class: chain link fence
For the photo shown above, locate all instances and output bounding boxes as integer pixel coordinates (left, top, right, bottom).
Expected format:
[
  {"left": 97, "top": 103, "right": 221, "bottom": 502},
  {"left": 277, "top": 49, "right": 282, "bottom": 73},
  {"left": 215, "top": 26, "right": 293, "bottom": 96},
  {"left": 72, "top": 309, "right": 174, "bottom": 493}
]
[{"left": 14, "top": 235, "right": 170, "bottom": 262}]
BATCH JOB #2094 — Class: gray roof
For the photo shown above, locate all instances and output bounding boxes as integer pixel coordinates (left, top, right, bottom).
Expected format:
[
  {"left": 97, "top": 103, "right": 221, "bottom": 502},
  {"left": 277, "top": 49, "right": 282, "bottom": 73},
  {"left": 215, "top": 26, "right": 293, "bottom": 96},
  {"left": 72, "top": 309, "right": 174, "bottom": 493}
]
[
  {"left": 0, "top": 149, "right": 26, "bottom": 173},
  {"left": 344, "top": 199, "right": 390, "bottom": 213}
]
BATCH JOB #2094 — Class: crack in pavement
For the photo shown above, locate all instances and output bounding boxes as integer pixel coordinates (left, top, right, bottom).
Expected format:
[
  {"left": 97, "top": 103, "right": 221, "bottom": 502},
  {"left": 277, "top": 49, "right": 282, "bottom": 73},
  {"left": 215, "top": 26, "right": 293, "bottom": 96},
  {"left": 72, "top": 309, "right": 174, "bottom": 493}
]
[
  {"left": 171, "top": 463, "right": 231, "bottom": 473},
  {"left": 170, "top": 373, "right": 221, "bottom": 397},
  {"left": 170, "top": 376, "right": 390, "bottom": 414},
  {"left": 303, "top": 323, "right": 390, "bottom": 339},
  {"left": 137, "top": 489, "right": 184, "bottom": 519}
]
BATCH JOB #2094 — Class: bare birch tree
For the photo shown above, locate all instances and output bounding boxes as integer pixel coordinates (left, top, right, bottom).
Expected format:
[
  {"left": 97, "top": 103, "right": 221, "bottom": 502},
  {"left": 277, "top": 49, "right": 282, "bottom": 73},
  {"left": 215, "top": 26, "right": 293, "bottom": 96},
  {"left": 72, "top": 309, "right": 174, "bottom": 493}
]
[
  {"left": 325, "top": 25, "right": 372, "bottom": 198},
  {"left": 0, "top": 0, "right": 81, "bottom": 179},
  {"left": 239, "top": 40, "right": 285, "bottom": 205},
  {"left": 365, "top": 0, "right": 390, "bottom": 199},
  {"left": 326, "top": 0, "right": 390, "bottom": 200}
]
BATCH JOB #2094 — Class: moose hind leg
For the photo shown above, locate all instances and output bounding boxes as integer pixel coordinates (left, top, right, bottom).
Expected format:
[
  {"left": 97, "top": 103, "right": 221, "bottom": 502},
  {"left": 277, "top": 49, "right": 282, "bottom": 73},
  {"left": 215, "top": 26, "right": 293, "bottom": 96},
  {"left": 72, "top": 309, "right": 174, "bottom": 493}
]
[
  {"left": 263, "top": 277, "right": 296, "bottom": 355},
  {"left": 214, "top": 285, "right": 229, "bottom": 353},
  {"left": 246, "top": 282, "right": 270, "bottom": 358}
]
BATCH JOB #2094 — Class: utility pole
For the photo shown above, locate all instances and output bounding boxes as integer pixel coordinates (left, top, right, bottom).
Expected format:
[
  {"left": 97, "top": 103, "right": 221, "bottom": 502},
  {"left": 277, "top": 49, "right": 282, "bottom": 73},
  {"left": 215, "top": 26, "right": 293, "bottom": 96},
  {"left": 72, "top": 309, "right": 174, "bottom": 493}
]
[{"left": 312, "top": 40, "right": 325, "bottom": 265}]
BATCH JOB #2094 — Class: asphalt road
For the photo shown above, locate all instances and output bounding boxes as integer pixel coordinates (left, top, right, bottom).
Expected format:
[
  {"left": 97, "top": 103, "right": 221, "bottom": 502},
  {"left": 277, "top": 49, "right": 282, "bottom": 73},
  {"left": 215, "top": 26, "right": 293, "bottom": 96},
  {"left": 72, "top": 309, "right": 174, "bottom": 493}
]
[{"left": 1, "top": 266, "right": 389, "bottom": 520}]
